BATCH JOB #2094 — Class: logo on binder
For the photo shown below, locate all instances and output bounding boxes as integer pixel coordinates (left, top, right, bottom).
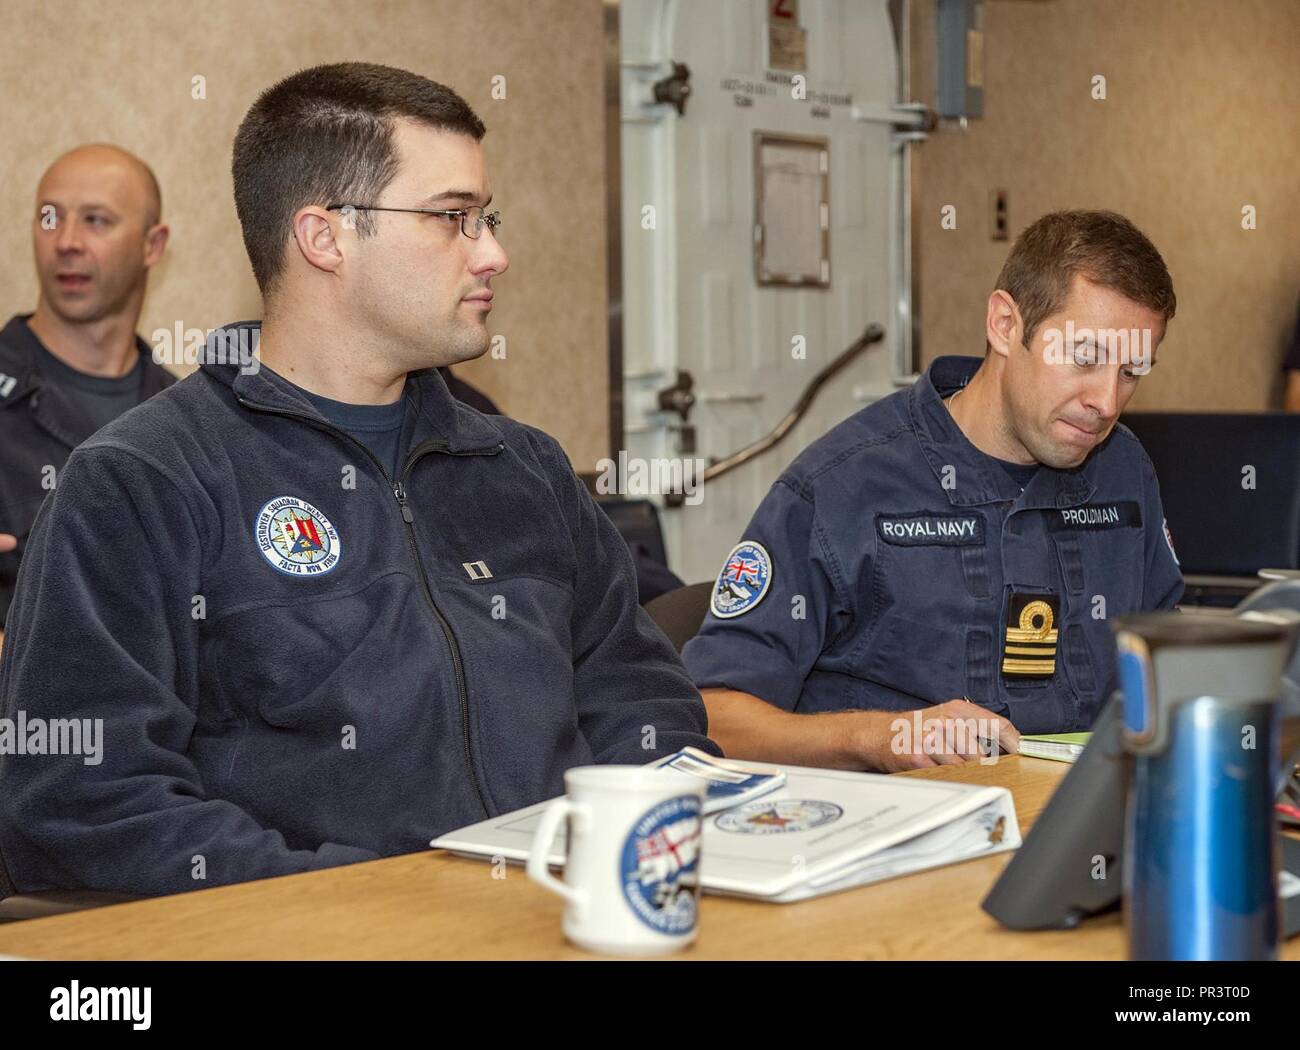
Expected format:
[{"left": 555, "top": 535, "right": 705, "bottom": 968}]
[
  {"left": 1002, "top": 592, "right": 1058, "bottom": 677},
  {"left": 982, "top": 813, "right": 1008, "bottom": 845},
  {"left": 710, "top": 540, "right": 772, "bottom": 618},
  {"left": 620, "top": 795, "right": 702, "bottom": 935},
  {"left": 254, "top": 496, "right": 341, "bottom": 577},
  {"left": 714, "top": 798, "right": 843, "bottom": 835}
]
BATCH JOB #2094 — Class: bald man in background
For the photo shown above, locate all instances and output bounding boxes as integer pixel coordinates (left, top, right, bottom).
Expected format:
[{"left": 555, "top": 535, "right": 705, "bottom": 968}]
[{"left": 0, "top": 144, "right": 175, "bottom": 639}]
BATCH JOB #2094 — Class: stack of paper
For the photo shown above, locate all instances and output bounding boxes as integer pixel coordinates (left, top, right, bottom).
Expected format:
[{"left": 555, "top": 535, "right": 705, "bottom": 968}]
[{"left": 1018, "top": 733, "right": 1091, "bottom": 763}]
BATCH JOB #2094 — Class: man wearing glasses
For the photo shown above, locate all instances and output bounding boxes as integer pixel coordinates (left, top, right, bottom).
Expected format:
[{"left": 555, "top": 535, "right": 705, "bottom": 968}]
[{"left": 0, "top": 62, "right": 717, "bottom": 900}]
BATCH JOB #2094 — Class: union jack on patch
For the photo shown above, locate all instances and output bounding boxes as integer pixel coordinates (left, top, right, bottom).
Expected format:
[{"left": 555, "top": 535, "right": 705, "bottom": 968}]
[{"left": 710, "top": 540, "right": 772, "bottom": 618}]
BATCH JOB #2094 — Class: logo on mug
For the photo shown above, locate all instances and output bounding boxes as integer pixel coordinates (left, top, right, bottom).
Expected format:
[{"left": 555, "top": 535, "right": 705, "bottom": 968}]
[{"left": 620, "top": 795, "right": 702, "bottom": 935}]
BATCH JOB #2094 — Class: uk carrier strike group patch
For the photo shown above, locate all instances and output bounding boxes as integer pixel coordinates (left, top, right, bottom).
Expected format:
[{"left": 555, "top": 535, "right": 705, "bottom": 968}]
[
  {"left": 1002, "top": 592, "right": 1059, "bottom": 677},
  {"left": 711, "top": 540, "right": 772, "bottom": 618},
  {"left": 254, "top": 496, "right": 342, "bottom": 577}
]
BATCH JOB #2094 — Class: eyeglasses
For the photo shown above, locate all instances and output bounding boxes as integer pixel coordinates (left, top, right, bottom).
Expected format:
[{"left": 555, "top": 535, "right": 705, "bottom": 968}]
[{"left": 325, "top": 203, "right": 502, "bottom": 240}]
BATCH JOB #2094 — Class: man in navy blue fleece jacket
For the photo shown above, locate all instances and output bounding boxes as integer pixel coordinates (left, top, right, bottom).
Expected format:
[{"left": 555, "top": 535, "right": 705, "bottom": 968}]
[{"left": 0, "top": 62, "right": 718, "bottom": 900}]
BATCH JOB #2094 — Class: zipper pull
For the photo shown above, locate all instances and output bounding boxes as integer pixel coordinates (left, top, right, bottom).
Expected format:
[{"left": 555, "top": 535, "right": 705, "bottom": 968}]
[{"left": 393, "top": 482, "right": 414, "bottom": 523}]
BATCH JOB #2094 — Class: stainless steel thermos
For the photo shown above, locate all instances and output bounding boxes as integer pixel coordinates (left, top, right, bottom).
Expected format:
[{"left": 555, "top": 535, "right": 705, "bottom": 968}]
[{"left": 1114, "top": 614, "right": 1297, "bottom": 961}]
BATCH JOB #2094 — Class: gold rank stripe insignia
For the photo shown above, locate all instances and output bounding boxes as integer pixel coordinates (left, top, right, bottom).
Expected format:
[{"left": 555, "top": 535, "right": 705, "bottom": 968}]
[
  {"left": 1002, "top": 593, "right": 1059, "bottom": 678},
  {"left": 1003, "top": 658, "right": 1057, "bottom": 674},
  {"left": 1005, "top": 628, "right": 1059, "bottom": 643}
]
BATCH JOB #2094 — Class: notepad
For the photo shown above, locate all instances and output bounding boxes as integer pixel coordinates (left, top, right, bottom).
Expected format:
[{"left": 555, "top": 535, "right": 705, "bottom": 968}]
[{"left": 1018, "top": 732, "right": 1091, "bottom": 763}]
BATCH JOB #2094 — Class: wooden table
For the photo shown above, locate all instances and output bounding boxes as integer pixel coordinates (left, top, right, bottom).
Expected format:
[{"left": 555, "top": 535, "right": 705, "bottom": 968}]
[{"left": 0, "top": 755, "right": 1294, "bottom": 960}]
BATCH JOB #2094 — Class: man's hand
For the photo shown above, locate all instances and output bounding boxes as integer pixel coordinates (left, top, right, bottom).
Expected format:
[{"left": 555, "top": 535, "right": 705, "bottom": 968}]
[
  {"left": 701, "top": 689, "right": 1021, "bottom": 772},
  {"left": 853, "top": 699, "right": 1022, "bottom": 772}
]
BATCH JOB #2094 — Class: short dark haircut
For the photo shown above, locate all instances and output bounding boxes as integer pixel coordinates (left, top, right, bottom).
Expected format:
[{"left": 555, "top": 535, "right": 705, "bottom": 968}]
[
  {"left": 232, "top": 62, "right": 485, "bottom": 296},
  {"left": 992, "top": 210, "right": 1177, "bottom": 349}
]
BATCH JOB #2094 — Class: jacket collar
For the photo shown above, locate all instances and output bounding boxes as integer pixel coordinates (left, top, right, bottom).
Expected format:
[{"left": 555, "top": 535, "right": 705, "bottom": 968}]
[
  {"left": 909, "top": 354, "right": 1097, "bottom": 509},
  {"left": 203, "top": 320, "right": 505, "bottom": 454},
  {"left": 0, "top": 313, "right": 170, "bottom": 449},
  {"left": 0, "top": 316, "right": 40, "bottom": 408}
]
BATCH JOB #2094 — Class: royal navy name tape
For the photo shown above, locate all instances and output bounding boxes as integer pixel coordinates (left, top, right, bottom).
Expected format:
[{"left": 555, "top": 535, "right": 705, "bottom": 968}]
[{"left": 876, "top": 513, "right": 985, "bottom": 547}]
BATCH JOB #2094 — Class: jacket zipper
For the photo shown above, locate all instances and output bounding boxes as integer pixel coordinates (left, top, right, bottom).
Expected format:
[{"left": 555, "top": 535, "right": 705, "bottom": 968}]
[
  {"left": 394, "top": 438, "right": 504, "bottom": 818},
  {"left": 236, "top": 395, "right": 503, "bottom": 817}
]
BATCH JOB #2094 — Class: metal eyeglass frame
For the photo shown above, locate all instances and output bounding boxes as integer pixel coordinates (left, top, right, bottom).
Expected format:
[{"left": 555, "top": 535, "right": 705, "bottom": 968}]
[{"left": 325, "top": 203, "right": 502, "bottom": 239}]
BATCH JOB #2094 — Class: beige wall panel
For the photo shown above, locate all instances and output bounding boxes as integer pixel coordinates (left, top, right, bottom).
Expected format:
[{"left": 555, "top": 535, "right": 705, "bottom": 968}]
[
  {"left": 0, "top": 0, "right": 610, "bottom": 467},
  {"left": 910, "top": 0, "right": 1300, "bottom": 410}
]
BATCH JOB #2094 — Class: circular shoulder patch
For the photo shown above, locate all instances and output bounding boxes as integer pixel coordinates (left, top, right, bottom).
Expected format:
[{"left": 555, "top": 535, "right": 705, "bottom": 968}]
[
  {"left": 710, "top": 540, "right": 772, "bottom": 618},
  {"left": 254, "top": 496, "right": 342, "bottom": 577},
  {"left": 714, "top": 798, "right": 843, "bottom": 835}
]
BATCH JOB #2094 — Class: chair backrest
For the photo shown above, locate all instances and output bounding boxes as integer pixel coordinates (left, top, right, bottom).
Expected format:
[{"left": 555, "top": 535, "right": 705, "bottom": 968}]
[
  {"left": 644, "top": 581, "right": 714, "bottom": 653},
  {"left": 1121, "top": 413, "right": 1300, "bottom": 575},
  {"left": 597, "top": 497, "right": 669, "bottom": 568}
]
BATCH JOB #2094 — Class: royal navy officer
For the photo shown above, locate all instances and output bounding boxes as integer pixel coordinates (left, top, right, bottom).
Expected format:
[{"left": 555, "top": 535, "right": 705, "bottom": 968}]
[{"left": 683, "top": 211, "right": 1183, "bottom": 769}]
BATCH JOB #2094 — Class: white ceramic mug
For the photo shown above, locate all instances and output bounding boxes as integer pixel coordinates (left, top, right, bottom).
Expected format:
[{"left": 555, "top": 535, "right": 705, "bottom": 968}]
[{"left": 527, "top": 765, "right": 706, "bottom": 956}]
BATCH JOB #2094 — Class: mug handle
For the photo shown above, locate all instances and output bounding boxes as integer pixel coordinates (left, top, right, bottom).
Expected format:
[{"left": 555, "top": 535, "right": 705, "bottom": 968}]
[{"left": 527, "top": 798, "right": 586, "bottom": 912}]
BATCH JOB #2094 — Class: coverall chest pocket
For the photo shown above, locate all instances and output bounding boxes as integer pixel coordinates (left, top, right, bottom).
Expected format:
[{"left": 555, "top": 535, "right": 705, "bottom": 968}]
[
  {"left": 1068, "top": 526, "right": 1145, "bottom": 620},
  {"left": 855, "top": 523, "right": 991, "bottom": 706}
]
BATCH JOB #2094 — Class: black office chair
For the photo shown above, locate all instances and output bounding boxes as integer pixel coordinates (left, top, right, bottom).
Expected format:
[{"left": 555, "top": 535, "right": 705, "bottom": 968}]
[
  {"left": 644, "top": 581, "right": 713, "bottom": 654},
  {"left": 596, "top": 497, "right": 684, "bottom": 604},
  {"left": 597, "top": 498, "right": 669, "bottom": 567},
  {"left": 1122, "top": 412, "right": 1300, "bottom": 604}
]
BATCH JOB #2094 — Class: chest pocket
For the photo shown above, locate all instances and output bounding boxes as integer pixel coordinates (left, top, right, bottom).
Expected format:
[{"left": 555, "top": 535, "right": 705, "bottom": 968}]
[
  {"left": 202, "top": 571, "right": 438, "bottom": 734},
  {"left": 1047, "top": 506, "right": 1145, "bottom": 713},
  {"left": 855, "top": 512, "right": 994, "bottom": 703},
  {"left": 405, "top": 452, "right": 579, "bottom": 591},
  {"left": 873, "top": 511, "right": 992, "bottom": 598},
  {"left": 1049, "top": 501, "right": 1146, "bottom": 617}
]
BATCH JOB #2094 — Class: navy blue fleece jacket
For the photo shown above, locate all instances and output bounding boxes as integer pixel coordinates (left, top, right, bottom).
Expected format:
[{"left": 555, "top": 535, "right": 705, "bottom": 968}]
[{"left": 0, "top": 323, "right": 717, "bottom": 898}]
